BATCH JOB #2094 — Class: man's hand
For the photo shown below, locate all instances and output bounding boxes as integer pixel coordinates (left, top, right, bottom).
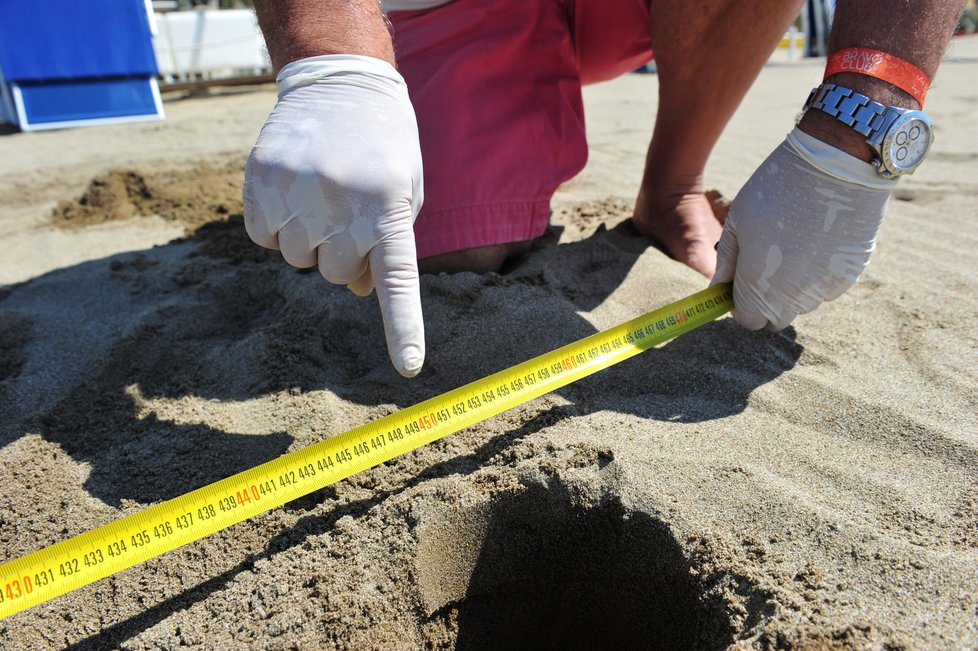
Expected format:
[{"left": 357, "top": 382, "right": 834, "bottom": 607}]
[
  {"left": 244, "top": 55, "right": 426, "bottom": 377},
  {"left": 711, "top": 127, "right": 895, "bottom": 331}
]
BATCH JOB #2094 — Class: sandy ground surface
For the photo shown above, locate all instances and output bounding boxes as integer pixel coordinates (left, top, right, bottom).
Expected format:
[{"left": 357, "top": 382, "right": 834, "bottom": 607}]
[{"left": 1, "top": 37, "right": 976, "bottom": 650}]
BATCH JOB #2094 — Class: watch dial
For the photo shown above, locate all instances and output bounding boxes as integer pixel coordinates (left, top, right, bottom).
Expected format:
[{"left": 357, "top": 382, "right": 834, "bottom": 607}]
[{"left": 890, "top": 118, "right": 930, "bottom": 170}]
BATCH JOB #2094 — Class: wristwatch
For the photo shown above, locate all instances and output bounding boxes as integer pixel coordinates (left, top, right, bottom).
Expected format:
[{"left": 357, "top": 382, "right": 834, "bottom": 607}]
[{"left": 803, "top": 82, "right": 934, "bottom": 178}]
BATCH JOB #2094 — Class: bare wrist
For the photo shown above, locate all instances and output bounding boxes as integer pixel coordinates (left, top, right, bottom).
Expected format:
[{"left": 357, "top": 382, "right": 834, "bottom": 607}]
[{"left": 254, "top": 0, "right": 395, "bottom": 72}]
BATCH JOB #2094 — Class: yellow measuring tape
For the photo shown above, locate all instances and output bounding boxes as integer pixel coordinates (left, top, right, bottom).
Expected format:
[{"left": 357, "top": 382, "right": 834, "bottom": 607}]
[{"left": 0, "top": 283, "right": 732, "bottom": 619}]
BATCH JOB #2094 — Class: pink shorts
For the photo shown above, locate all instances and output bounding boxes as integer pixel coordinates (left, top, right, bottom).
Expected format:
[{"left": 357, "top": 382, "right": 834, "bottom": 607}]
[{"left": 388, "top": 0, "right": 653, "bottom": 258}]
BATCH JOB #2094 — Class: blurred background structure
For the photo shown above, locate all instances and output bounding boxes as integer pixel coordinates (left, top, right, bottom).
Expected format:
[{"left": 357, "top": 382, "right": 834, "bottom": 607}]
[
  {"left": 0, "top": 0, "right": 268, "bottom": 131},
  {"left": 0, "top": 1, "right": 164, "bottom": 131},
  {"left": 150, "top": 0, "right": 270, "bottom": 92}
]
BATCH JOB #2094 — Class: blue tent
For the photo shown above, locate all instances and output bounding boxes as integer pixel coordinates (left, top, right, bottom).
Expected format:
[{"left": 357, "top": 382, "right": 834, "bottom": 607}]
[{"left": 0, "top": 1, "right": 164, "bottom": 131}]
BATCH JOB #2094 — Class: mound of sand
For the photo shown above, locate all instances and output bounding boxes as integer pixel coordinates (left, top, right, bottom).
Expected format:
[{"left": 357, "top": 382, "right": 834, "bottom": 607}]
[{"left": 51, "top": 159, "right": 244, "bottom": 232}]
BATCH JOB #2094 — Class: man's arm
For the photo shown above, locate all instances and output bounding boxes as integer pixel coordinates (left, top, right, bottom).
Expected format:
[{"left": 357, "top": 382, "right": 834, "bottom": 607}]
[
  {"left": 799, "top": 0, "right": 966, "bottom": 160},
  {"left": 244, "top": 1, "right": 427, "bottom": 377},
  {"left": 633, "top": 0, "right": 806, "bottom": 277},
  {"left": 253, "top": 0, "right": 395, "bottom": 71},
  {"left": 712, "top": 0, "right": 967, "bottom": 332}
]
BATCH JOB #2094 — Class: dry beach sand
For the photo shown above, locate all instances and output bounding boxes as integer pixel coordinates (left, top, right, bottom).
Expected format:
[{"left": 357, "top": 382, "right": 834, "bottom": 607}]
[{"left": 1, "top": 39, "right": 976, "bottom": 650}]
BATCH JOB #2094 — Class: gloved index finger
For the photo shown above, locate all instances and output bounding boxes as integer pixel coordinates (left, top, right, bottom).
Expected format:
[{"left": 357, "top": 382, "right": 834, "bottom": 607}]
[{"left": 368, "top": 235, "right": 425, "bottom": 378}]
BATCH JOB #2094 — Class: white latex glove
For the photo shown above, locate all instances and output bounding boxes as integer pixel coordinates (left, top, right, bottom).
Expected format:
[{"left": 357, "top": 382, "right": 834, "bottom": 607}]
[
  {"left": 711, "top": 127, "right": 897, "bottom": 331},
  {"left": 244, "top": 55, "right": 425, "bottom": 377}
]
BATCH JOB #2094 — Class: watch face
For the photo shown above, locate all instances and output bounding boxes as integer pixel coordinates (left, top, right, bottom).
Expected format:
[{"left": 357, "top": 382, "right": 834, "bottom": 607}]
[{"left": 881, "top": 112, "right": 934, "bottom": 176}]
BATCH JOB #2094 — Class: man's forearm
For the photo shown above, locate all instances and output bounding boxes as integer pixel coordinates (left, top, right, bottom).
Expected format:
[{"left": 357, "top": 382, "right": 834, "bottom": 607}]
[
  {"left": 798, "top": 0, "right": 967, "bottom": 161},
  {"left": 253, "top": 0, "right": 395, "bottom": 72}
]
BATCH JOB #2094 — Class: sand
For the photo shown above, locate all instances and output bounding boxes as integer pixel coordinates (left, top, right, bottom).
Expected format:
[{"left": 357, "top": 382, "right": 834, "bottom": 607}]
[{"left": 1, "top": 38, "right": 976, "bottom": 650}]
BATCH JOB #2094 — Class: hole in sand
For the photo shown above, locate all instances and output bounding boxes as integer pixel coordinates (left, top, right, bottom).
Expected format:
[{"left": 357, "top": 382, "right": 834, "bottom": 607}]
[{"left": 416, "top": 482, "right": 736, "bottom": 650}]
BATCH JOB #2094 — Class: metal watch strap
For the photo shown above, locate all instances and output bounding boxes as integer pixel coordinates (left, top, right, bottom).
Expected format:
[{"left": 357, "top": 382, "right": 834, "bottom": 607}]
[{"left": 803, "top": 83, "right": 898, "bottom": 147}]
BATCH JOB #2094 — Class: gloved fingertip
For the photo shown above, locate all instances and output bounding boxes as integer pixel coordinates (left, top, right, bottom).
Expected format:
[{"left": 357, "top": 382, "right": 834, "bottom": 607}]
[
  {"left": 346, "top": 269, "right": 374, "bottom": 297},
  {"left": 710, "top": 229, "right": 738, "bottom": 287},
  {"left": 730, "top": 285, "right": 770, "bottom": 331},
  {"left": 764, "top": 310, "right": 799, "bottom": 333},
  {"left": 731, "top": 310, "right": 770, "bottom": 331},
  {"left": 396, "top": 345, "right": 424, "bottom": 378},
  {"left": 347, "top": 281, "right": 374, "bottom": 297},
  {"left": 243, "top": 215, "right": 281, "bottom": 251}
]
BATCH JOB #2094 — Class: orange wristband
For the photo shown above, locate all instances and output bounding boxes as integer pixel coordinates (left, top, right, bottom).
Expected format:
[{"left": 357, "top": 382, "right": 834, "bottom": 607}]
[{"left": 824, "top": 47, "right": 930, "bottom": 106}]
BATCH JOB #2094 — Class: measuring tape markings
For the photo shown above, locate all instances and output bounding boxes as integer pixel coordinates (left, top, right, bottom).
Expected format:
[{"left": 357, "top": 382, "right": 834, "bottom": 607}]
[{"left": 0, "top": 284, "right": 732, "bottom": 619}]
